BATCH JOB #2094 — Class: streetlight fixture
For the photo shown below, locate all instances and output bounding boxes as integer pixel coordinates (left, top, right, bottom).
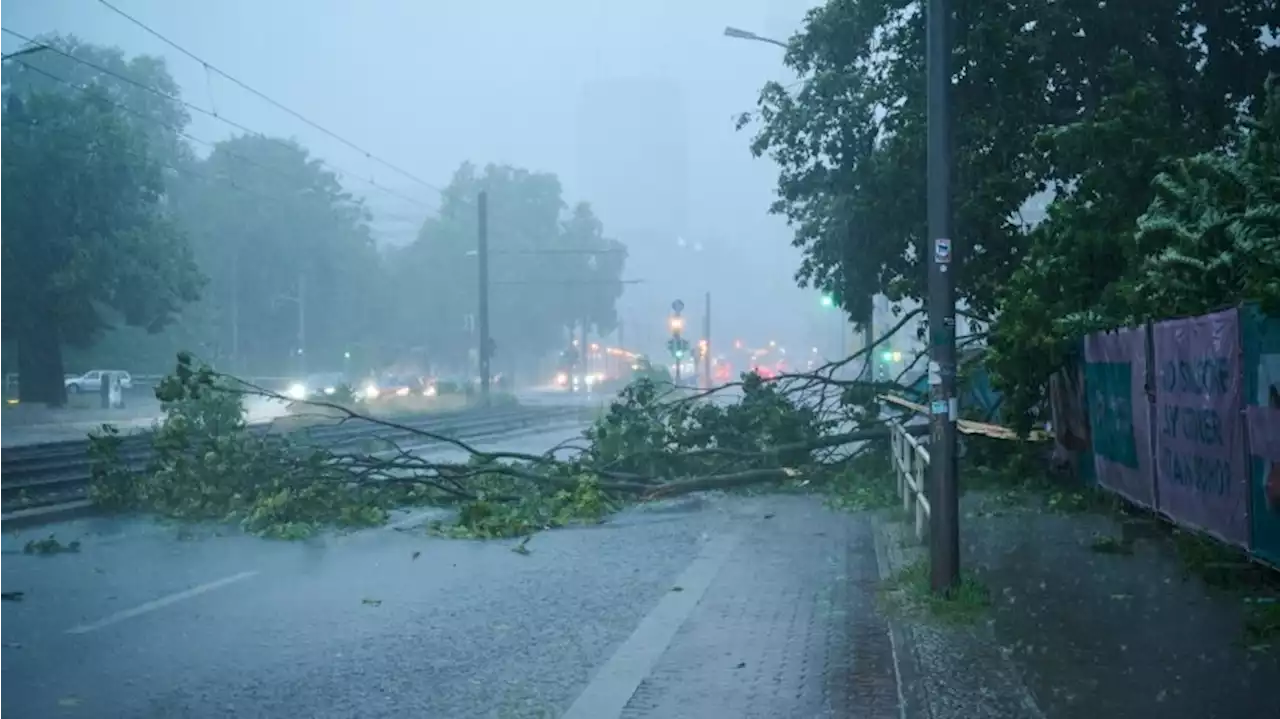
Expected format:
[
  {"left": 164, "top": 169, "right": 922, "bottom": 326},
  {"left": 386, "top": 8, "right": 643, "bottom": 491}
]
[{"left": 723, "top": 26, "right": 788, "bottom": 49}]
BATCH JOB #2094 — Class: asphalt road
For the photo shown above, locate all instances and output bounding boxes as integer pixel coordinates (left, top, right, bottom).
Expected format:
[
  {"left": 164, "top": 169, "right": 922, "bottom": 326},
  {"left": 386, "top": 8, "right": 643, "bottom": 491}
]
[{"left": 0, "top": 417, "right": 897, "bottom": 719}]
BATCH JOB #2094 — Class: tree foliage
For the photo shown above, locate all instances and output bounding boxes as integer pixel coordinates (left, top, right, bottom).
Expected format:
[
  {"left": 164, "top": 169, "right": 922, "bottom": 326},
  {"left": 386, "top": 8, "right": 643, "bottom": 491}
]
[
  {"left": 390, "top": 163, "right": 627, "bottom": 375},
  {"left": 0, "top": 35, "right": 629, "bottom": 385},
  {"left": 1, "top": 72, "right": 202, "bottom": 403},
  {"left": 744, "top": 0, "right": 1278, "bottom": 430},
  {"left": 167, "top": 135, "right": 384, "bottom": 374}
]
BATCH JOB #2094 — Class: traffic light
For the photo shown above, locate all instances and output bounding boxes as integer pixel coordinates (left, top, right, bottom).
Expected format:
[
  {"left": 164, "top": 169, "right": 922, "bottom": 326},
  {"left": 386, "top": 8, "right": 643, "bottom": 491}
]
[
  {"left": 668, "top": 315, "right": 684, "bottom": 333},
  {"left": 820, "top": 294, "right": 834, "bottom": 308}
]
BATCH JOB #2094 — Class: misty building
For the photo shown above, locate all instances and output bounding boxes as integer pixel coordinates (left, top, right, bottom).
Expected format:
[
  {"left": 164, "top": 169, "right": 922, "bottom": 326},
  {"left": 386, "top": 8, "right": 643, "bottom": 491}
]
[
  {"left": 575, "top": 77, "right": 689, "bottom": 240},
  {"left": 575, "top": 77, "right": 693, "bottom": 354}
]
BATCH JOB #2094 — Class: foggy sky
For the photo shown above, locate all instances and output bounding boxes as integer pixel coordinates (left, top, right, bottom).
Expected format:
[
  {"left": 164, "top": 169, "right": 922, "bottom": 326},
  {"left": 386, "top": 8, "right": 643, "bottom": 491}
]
[{"left": 4, "top": 0, "right": 846, "bottom": 359}]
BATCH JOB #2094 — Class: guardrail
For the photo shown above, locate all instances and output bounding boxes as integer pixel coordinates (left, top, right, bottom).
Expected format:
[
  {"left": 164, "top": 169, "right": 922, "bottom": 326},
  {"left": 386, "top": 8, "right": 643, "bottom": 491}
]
[
  {"left": 889, "top": 420, "right": 931, "bottom": 543},
  {"left": 1, "top": 404, "right": 592, "bottom": 514}
]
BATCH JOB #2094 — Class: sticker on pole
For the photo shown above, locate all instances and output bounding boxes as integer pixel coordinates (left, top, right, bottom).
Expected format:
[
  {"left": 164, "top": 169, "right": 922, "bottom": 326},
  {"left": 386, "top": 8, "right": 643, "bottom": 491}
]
[
  {"left": 934, "top": 238, "right": 952, "bottom": 264},
  {"left": 930, "top": 399, "right": 948, "bottom": 415}
]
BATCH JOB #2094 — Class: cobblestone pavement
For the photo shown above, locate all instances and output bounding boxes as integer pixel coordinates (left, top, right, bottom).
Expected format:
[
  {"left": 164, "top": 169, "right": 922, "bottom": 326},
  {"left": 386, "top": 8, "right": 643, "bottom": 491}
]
[
  {"left": 873, "top": 490, "right": 1280, "bottom": 719},
  {"left": 616, "top": 495, "right": 901, "bottom": 719}
]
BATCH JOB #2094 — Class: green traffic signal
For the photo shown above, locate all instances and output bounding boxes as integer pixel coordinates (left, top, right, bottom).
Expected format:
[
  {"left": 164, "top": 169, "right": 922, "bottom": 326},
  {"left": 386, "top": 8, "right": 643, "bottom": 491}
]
[
  {"left": 820, "top": 294, "right": 834, "bottom": 308},
  {"left": 674, "top": 350, "right": 684, "bottom": 358}
]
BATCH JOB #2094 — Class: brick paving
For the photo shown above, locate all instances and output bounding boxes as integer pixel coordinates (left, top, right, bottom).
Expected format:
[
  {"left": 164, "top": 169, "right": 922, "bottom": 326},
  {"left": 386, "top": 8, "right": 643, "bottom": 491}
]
[{"left": 620, "top": 495, "right": 901, "bottom": 719}]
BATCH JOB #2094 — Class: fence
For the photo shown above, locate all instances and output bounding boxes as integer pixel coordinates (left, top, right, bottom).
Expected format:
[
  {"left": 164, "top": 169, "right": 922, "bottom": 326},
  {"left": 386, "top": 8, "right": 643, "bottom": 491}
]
[
  {"left": 889, "top": 421, "right": 931, "bottom": 542},
  {"left": 885, "top": 303, "right": 1280, "bottom": 566}
]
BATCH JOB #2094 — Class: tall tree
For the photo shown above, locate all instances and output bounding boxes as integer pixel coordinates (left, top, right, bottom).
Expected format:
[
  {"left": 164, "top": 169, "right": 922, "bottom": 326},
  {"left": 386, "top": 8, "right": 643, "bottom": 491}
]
[
  {"left": 1, "top": 88, "right": 202, "bottom": 403},
  {"left": 745, "top": 0, "right": 1277, "bottom": 427},
  {"left": 399, "top": 163, "right": 627, "bottom": 376},
  {"left": 169, "top": 135, "right": 384, "bottom": 376}
]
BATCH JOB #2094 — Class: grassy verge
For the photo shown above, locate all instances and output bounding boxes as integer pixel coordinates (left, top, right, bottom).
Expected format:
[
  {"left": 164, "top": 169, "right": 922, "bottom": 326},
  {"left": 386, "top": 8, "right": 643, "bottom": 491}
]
[{"left": 880, "top": 556, "right": 992, "bottom": 625}]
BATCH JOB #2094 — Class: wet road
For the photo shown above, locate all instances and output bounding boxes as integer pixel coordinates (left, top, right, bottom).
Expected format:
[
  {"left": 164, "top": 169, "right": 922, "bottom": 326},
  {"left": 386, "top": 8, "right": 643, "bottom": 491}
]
[{"left": 1, "top": 423, "right": 896, "bottom": 718}]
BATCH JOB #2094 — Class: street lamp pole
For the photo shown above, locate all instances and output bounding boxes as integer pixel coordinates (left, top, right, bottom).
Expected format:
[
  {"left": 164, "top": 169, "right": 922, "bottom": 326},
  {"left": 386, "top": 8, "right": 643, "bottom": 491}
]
[
  {"left": 926, "top": 0, "right": 960, "bottom": 593},
  {"left": 477, "top": 191, "right": 492, "bottom": 407}
]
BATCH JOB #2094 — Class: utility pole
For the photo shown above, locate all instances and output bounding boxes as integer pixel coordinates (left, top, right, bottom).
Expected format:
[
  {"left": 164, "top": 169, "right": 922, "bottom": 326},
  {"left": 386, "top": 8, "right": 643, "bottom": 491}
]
[
  {"left": 926, "top": 0, "right": 960, "bottom": 593},
  {"left": 703, "top": 292, "right": 712, "bottom": 388},
  {"left": 617, "top": 320, "right": 625, "bottom": 377},
  {"left": 477, "top": 191, "right": 492, "bottom": 406},
  {"left": 297, "top": 272, "right": 306, "bottom": 376},
  {"left": 230, "top": 246, "right": 239, "bottom": 375}
]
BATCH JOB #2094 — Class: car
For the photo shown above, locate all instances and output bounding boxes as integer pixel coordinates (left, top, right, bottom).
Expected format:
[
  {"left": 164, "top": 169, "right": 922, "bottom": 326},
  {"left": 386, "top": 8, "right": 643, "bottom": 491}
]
[
  {"left": 358, "top": 374, "right": 428, "bottom": 401},
  {"left": 284, "top": 372, "right": 350, "bottom": 402},
  {"left": 65, "top": 370, "right": 133, "bottom": 394}
]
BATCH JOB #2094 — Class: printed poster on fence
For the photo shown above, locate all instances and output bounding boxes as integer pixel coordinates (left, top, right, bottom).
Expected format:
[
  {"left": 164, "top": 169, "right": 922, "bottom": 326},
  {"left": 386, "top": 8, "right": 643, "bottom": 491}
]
[
  {"left": 1153, "top": 308, "right": 1249, "bottom": 546},
  {"left": 1084, "top": 327, "right": 1156, "bottom": 507}
]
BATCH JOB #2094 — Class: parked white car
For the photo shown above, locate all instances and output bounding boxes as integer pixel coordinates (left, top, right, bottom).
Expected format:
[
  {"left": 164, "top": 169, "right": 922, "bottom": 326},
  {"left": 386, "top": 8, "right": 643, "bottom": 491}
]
[{"left": 64, "top": 370, "right": 133, "bottom": 394}]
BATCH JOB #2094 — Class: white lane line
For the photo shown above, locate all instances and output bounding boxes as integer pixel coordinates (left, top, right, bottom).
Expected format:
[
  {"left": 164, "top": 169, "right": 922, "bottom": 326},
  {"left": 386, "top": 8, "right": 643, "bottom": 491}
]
[
  {"left": 561, "top": 531, "right": 742, "bottom": 719},
  {"left": 65, "top": 570, "right": 259, "bottom": 635}
]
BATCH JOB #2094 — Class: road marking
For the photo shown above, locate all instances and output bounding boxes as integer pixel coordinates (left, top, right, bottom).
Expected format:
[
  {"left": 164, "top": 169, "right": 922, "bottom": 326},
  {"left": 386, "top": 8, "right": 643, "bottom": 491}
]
[
  {"left": 561, "top": 531, "right": 742, "bottom": 719},
  {"left": 65, "top": 570, "right": 259, "bottom": 635}
]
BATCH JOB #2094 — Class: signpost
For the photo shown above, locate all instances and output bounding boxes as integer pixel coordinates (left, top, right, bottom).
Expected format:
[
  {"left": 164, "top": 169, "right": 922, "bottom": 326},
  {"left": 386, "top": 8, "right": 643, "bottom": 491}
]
[{"left": 669, "top": 299, "right": 686, "bottom": 385}]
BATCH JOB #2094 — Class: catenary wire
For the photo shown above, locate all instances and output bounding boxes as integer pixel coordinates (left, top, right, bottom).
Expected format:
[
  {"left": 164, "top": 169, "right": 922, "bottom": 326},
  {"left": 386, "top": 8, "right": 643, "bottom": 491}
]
[
  {"left": 1, "top": 26, "right": 439, "bottom": 212},
  {"left": 96, "top": 0, "right": 446, "bottom": 195}
]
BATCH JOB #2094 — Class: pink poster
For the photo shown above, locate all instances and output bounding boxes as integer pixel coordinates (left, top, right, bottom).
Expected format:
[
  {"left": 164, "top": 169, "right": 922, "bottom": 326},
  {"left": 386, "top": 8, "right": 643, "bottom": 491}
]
[{"left": 1153, "top": 308, "right": 1249, "bottom": 546}]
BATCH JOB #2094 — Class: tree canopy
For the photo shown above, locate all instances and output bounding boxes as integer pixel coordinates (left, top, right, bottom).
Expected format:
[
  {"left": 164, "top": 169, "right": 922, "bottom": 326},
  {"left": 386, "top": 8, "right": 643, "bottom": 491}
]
[
  {"left": 0, "top": 34, "right": 629, "bottom": 392},
  {"left": 390, "top": 163, "right": 628, "bottom": 377},
  {"left": 744, "top": 0, "right": 1279, "bottom": 430},
  {"left": 1, "top": 47, "right": 203, "bottom": 404}
]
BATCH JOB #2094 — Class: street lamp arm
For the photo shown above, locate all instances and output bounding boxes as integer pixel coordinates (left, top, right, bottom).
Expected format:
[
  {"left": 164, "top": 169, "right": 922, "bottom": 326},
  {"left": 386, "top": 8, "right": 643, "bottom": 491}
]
[{"left": 722, "top": 26, "right": 788, "bottom": 49}]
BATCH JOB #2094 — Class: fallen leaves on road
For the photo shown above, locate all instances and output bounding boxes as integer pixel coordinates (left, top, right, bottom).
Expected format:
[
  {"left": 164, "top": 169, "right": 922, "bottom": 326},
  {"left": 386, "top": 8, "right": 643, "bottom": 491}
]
[
  {"left": 23, "top": 535, "right": 80, "bottom": 555},
  {"left": 411, "top": 550, "right": 421, "bottom": 560},
  {"left": 361, "top": 598, "right": 382, "bottom": 606}
]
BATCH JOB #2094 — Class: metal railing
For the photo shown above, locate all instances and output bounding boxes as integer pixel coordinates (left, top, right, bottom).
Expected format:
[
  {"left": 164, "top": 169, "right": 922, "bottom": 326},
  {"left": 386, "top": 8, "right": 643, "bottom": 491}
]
[{"left": 889, "top": 419, "right": 931, "bottom": 543}]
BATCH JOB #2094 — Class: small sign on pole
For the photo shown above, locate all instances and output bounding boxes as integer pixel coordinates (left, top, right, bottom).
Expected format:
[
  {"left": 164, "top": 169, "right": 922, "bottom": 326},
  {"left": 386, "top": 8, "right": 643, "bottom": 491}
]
[
  {"left": 934, "top": 238, "right": 952, "bottom": 264},
  {"left": 672, "top": 299, "right": 685, "bottom": 314}
]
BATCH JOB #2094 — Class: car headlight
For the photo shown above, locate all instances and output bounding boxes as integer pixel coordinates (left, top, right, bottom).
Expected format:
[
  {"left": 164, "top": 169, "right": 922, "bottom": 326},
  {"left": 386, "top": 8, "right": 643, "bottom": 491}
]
[
  {"left": 286, "top": 383, "right": 307, "bottom": 401},
  {"left": 363, "top": 384, "right": 380, "bottom": 400},
  {"left": 424, "top": 385, "right": 438, "bottom": 397},
  {"left": 395, "top": 386, "right": 410, "bottom": 397},
  {"left": 555, "top": 372, "right": 568, "bottom": 385},
  {"left": 323, "top": 386, "right": 336, "bottom": 395}
]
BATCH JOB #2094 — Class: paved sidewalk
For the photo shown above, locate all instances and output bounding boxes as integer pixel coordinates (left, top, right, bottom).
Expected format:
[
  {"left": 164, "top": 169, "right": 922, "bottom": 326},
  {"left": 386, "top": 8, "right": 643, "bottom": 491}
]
[
  {"left": 607, "top": 495, "right": 902, "bottom": 718},
  {"left": 873, "top": 490, "right": 1279, "bottom": 719}
]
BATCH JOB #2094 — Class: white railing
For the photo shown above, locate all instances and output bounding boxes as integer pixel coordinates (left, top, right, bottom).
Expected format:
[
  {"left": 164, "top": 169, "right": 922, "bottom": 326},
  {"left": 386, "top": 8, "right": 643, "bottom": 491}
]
[{"left": 889, "top": 420, "right": 930, "bottom": 543}]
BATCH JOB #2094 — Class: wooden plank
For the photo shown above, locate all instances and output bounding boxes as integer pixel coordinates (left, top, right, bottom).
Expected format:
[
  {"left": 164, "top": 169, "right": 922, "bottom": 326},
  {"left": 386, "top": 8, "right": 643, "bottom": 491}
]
[{"left": 879, "top": 394, "right": 1051, "bottom": 442}]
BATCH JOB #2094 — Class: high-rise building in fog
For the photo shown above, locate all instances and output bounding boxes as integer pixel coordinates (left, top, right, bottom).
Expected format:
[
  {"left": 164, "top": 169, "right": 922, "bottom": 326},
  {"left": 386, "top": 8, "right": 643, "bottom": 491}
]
[{"left": 575, "top": 77, "right": 689, "bottom": 240}]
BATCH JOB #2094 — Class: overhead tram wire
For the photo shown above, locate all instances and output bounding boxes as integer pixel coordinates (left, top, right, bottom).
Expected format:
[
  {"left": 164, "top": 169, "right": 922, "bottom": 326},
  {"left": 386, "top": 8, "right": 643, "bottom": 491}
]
[
  {"left": 8, "top": 59, "right": 438, "bottom": 215},
  {"left": 96, "top": 0, "right": 446, "bottom": 195},
  {"left": 0, "top": 27, "right": 438, "bottom": 213},
  {"left": 2, "top": 59, "right": 430, "bottom": 226}
]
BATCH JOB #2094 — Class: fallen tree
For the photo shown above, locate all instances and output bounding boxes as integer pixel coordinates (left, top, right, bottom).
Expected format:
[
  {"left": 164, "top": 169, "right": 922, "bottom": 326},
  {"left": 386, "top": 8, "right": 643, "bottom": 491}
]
[{"left": 89, "top": 337, "right": 931, "bottom": 539}]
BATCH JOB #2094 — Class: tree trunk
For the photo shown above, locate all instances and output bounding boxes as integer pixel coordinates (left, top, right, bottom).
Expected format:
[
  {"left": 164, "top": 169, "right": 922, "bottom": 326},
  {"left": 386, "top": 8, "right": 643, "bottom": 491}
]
[{"left": 17, "top": 312, "right": 67, "bottom": 407}]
